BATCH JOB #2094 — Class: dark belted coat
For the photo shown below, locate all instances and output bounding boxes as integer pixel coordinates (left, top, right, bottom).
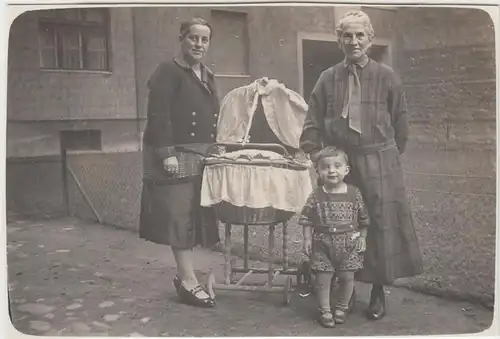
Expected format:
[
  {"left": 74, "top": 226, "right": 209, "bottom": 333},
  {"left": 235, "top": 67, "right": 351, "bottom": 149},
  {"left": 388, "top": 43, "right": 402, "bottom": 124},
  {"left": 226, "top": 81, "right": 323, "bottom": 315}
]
[{"left": 139, "top": 58, "right": 220, "bottom": 249}]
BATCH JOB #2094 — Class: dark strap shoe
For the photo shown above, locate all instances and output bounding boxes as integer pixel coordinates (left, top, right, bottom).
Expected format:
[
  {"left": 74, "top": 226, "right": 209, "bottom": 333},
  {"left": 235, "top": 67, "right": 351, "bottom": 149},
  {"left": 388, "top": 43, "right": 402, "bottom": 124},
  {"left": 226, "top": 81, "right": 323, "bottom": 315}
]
[
  {"left": 365, "top": 286, "right": 386, "bottom": 320},
  {"left": 178, "top": 282, "right": 215, "bottom": 308}
]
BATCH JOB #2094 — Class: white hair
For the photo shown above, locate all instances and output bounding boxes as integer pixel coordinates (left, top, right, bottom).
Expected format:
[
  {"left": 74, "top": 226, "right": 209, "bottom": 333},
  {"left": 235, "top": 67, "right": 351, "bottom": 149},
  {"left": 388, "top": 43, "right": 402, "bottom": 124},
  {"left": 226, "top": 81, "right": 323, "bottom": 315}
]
[{"left": 336, "top": 10, "right": 375, "bottom": 42}]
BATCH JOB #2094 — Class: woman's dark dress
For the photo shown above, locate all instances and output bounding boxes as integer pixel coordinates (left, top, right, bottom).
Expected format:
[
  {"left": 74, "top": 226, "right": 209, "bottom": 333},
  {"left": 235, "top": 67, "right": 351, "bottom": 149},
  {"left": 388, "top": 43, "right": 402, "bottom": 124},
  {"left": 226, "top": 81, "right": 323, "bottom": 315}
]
[
  {"left": 140, "top": 58, "right": 220, "bottom": 249},
  {"left": 300, "top": 59, "right": 423, "bottom": 284}
]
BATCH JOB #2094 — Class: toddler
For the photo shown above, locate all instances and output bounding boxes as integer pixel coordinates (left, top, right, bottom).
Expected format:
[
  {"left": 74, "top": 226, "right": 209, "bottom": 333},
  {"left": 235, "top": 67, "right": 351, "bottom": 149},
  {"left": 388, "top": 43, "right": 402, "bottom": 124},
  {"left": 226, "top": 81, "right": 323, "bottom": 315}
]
[{"left": 299, "top": 146, "right": 369, "bottom": 328}]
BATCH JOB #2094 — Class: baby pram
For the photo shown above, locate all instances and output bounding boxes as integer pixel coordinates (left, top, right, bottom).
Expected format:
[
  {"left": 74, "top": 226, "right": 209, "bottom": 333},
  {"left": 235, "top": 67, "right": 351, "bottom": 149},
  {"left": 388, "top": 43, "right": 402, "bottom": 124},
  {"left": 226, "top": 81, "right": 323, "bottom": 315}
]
[{"left": 201, "top": 78, "right": 313, "bottom": 305}]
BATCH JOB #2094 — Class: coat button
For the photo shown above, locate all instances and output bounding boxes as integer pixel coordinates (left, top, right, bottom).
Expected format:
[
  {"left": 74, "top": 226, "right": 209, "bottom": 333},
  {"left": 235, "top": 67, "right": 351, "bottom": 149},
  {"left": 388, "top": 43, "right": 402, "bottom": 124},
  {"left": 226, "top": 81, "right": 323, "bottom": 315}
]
[
  {"left": 192, "top": 112, "right": 196, "bottom": 116},
  {"left": 213, "top": 124, "right": 216, "bottom": 128},
  {"left": 192, "top": 122, "right": 196, "bottom": 126},
  {"left": 191, "top": 132, "right": 195, "bottom": 137},
  {"left": 210, "top": 133, "right": 215, "bottom": 138},
  {"left": 214, "top": 113, "right": 218, "bottom": 118}
]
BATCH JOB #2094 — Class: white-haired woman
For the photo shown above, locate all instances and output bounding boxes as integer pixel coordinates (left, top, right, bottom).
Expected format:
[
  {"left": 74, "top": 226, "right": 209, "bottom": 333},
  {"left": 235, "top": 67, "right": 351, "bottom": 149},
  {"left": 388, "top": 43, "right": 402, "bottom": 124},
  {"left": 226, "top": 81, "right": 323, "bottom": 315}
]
[{"left": 300, "top": 10, "right": 423, "bottom": 322}]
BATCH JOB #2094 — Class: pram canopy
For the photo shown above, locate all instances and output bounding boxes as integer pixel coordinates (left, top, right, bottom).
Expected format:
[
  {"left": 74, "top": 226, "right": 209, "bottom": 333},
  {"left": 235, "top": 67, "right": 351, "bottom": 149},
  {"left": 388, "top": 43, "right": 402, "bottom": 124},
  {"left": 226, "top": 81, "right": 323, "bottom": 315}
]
[
  {"left": 201, "top": 78, "right": 313, "bottom": 215},
  {"left": 215, "top": 77, "right": 309, "bottom": 149}
]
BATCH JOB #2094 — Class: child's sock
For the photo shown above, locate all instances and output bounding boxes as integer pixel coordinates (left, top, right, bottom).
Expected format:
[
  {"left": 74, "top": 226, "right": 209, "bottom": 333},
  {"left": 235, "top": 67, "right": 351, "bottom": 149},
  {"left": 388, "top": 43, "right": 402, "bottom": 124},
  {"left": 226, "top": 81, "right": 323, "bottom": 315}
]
[
  {"left": 335, "top": 271, "right": 355, "bottom": 311},
  {"left": 315, "top": 271, "right": 334, "bottom": 311}
]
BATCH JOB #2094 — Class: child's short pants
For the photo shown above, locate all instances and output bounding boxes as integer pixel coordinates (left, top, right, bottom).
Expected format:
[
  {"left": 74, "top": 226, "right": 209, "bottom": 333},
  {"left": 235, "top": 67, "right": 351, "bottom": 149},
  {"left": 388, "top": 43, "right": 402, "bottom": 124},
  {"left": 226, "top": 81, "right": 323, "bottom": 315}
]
[{"left": 311, "top": 231, "right": 364, "bottom": 272}]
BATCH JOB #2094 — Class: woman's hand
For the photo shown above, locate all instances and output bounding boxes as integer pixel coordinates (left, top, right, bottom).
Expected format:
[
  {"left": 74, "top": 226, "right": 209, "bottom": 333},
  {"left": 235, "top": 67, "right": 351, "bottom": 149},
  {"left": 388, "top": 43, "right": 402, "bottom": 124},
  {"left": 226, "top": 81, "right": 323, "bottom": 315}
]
[
  {"left": 163, "top": 156, "right": 179, "bottom": 175},
  {"left": 355, "top": 236, "right": 366, "bottom": 253}
]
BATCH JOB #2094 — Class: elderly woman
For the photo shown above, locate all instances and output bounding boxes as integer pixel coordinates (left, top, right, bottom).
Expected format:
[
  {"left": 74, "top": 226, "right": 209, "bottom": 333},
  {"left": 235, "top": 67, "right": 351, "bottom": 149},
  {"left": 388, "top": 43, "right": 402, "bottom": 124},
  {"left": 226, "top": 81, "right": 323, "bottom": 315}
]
[
  {"left": 300, "top": 11, "right": 423, "bottom": 321},
  {"left": 139, "top": 17, "right": 219, "bottom": 308}
]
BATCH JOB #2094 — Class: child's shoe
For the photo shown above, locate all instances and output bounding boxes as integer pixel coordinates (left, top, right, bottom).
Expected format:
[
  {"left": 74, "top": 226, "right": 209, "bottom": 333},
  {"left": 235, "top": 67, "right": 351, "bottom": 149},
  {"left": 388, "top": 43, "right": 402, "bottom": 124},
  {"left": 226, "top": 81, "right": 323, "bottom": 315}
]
[
  {"left": 334, "top": 309, "right": 347, "bottom": 324},
  {"left": 318, "top": 309, "right": 335, "bottom": 328}
]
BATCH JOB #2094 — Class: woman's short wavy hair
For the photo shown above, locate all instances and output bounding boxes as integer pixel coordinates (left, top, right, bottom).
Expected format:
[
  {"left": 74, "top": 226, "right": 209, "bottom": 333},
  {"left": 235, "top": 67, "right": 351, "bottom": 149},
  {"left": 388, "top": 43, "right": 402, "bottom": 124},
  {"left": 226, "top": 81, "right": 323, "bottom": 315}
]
[
  {"left": 180, "top": 17, "right": 213, "bottom": 39},
  {"left": 335, "top": 10, "right": 375, "bottom": 42}
]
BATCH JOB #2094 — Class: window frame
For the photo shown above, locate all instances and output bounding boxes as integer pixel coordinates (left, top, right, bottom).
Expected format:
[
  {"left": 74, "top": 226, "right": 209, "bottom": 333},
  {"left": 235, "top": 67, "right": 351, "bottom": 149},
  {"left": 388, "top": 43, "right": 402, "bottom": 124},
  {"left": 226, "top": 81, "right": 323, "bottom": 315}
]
[
  {"left": 38, "top": 8, "right": 112, "bottom": 72},
  {"left": 209, "top": 9, "right": 250, "bottom": 77}
]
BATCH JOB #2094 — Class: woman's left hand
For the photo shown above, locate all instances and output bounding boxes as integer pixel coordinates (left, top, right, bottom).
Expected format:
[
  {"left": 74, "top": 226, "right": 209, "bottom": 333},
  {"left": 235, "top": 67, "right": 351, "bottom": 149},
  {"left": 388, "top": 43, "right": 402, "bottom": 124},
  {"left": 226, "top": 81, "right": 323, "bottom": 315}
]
[
  {"left": 355, "top": 236, "right": 367, "bottom": 253},
  {"left": 163, "top": 156, "right": 179, "bottom": 174}
]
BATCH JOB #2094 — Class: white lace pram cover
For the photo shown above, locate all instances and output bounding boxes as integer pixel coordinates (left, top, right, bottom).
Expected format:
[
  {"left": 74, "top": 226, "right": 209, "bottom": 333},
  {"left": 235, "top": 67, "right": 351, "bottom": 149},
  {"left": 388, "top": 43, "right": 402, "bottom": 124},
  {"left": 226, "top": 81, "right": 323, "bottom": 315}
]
[{"left": 200, "top": 150, "right": 313, "bottom": 213}]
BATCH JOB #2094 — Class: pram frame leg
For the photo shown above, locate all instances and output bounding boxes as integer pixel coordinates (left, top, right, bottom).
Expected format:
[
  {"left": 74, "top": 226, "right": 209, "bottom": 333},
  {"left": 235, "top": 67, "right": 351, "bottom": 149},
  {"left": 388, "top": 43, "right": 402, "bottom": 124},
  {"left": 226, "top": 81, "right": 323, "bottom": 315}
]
[
  {"left": 268, "top": 223, "right": 275, "bottom": 287},
  {"left": 283, "top": 221, "right": 288, "bottom": 271},
  {"left": 209, "top": 220, "right": 298, "bottom": 306},
  {"left": 224, "top": 223, "right": 232, "bottom": 285},
  {"left": 244, "top": 224, "right": 249, "bottom": 270}
]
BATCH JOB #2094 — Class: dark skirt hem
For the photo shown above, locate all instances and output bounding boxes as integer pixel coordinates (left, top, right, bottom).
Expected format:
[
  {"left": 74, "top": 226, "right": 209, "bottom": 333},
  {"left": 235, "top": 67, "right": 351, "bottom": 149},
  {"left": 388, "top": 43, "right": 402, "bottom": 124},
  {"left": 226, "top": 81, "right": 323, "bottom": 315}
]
[{"left": 139, "top": 177, "right": 220, "bottom": 249}]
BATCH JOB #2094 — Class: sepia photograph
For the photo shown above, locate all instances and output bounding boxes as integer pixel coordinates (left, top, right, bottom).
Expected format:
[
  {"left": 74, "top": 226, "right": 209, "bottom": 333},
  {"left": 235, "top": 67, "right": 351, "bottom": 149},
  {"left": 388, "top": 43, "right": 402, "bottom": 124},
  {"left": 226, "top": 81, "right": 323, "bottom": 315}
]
[{"left": 3, "top": 1, "right": 497, "bottom": 337}]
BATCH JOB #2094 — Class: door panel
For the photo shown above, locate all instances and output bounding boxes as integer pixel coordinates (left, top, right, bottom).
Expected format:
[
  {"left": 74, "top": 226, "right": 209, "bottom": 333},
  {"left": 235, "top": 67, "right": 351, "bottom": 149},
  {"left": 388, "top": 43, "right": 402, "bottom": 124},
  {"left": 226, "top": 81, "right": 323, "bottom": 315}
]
[{"left": 302, "top": 39, "right": 344, "bottom": 101}]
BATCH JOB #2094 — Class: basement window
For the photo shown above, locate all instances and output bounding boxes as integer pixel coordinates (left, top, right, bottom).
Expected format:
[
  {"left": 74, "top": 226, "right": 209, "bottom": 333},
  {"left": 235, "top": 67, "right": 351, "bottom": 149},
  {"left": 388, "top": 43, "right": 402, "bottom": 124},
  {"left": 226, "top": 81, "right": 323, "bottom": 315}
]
[{"left": 60, "top": 129, "right": 102, "bottom": 151}]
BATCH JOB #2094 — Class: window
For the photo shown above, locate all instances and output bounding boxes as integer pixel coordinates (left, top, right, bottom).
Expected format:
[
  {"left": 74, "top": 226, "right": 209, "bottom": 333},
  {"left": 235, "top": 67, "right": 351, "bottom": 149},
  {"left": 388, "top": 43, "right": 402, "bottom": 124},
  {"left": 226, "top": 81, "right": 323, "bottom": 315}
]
[
  {"left": 60, "top": 130, "right": 102, "bottom": 151},
  {"left": 210, "top": 10, "right": 249, "bottom": 75},
  {"left": 38, "top": 8, "right": 110, "bottom": 71}
]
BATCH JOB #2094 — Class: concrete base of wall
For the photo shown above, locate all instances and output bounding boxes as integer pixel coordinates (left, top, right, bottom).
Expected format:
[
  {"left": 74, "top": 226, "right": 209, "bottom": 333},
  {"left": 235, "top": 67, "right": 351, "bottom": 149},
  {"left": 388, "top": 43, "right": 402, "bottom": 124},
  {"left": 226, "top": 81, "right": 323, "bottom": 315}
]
[{"left": 6, "top": 156, "right": 66, "bottom": 218}]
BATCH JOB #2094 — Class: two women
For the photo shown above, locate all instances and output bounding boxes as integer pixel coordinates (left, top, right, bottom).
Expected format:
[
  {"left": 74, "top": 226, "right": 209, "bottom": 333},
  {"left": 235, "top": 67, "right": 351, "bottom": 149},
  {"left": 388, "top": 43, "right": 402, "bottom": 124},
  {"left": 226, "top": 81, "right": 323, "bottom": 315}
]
[{"left": 139, "top": 18, "right": 219, "bottom": 308}]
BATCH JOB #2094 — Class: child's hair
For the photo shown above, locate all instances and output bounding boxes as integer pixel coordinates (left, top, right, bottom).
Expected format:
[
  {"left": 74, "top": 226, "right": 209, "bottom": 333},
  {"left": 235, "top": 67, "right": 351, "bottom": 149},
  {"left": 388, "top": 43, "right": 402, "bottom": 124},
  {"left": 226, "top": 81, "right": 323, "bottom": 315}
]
[{"left": 315, "top": 146, "right": 349, "bottom": 168}]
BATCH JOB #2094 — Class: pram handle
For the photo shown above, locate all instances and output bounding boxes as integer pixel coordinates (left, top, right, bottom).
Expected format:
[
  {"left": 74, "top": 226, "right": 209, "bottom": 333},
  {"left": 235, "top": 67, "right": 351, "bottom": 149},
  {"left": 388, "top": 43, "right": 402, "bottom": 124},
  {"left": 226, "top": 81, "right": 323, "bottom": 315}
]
[{"left": 207, "top": 142, "right": 291, "bottom": 157}]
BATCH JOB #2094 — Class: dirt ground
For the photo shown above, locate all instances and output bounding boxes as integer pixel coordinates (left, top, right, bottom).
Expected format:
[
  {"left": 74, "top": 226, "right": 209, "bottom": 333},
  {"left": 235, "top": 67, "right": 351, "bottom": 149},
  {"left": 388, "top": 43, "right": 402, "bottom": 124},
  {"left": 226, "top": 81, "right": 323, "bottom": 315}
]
[{"left": 5, "top": 216, "right": 495, "bottom": 337}]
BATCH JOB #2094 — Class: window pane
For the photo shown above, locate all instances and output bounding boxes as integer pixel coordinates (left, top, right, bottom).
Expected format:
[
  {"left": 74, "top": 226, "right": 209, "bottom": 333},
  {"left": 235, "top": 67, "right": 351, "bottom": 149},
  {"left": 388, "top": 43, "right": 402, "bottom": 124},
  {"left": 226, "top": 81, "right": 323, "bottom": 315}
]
[
  {"left": 39, "top": 26, "right": 56, "bottom": 47},
  {"left": 86, "top": 51, "right": 106, "bottom": 70},
  {"left": 83, "top": 29, "right": 107, "bottom": 70},
  {"left": 41, "top": 48, "right": 57, "bottom": 68},
  {"left": 39, "top": 25, "right": 57, "bottom": 68},
  {"left": 86, "top": 34, "right": 105, "bottom": 50},
  {"left": 62, "top": 50, "right": 81, "bottom": 69},
  {"left": 62, "top": 29, "right": 79, "bottom": 48},
  {"left": 61, "top": 30, "right": 81, "bottom": 69}
]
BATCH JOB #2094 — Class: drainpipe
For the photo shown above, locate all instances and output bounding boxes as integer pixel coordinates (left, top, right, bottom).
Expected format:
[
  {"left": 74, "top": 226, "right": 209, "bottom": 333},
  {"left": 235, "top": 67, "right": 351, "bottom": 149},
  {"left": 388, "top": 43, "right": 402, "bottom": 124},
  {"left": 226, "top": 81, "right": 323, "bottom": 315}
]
[{"left": 131, "top": 8, "right": 142, "bottom": 151}]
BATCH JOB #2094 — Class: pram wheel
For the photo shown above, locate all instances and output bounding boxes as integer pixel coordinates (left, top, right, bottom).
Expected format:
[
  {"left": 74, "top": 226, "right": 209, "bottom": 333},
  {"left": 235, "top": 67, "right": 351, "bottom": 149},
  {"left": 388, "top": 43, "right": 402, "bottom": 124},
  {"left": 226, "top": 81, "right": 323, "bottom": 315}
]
[{"left": 283, "top": 276, "right": 292, "bottom": 305}]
